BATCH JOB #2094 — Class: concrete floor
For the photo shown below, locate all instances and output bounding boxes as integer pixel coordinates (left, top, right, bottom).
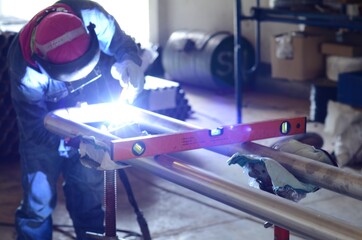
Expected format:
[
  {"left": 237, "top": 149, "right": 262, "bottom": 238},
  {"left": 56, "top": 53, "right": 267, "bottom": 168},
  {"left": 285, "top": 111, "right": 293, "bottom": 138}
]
[{"left": 1, "top": 84, "right": 362, "bottom": 240}]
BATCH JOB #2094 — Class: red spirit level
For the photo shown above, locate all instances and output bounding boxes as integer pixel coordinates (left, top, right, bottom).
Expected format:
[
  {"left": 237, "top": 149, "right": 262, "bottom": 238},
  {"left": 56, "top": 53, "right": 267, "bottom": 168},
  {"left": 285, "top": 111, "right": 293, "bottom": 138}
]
[{"left": 111, "top": 117, "right": 306, "bottom": 161}]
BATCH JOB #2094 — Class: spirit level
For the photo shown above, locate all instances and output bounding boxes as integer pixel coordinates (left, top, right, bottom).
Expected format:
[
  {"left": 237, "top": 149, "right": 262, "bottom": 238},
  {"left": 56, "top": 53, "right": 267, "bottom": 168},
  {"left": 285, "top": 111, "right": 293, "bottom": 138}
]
[{"left": 111, "top": 117, "right": 306, "bottom": 161}]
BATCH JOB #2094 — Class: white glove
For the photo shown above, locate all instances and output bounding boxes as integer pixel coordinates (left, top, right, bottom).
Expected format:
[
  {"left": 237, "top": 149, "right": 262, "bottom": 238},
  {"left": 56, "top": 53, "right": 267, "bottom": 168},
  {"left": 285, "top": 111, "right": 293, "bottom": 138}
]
[
  {"left": 79, "top": 136, "right": 129, "bottom": 171},
  {"left": 111, "top": 60, "right": 145, "bottom": 103},
  {"left": 272, "top": 139, "right": 335, "bottom": 165}
]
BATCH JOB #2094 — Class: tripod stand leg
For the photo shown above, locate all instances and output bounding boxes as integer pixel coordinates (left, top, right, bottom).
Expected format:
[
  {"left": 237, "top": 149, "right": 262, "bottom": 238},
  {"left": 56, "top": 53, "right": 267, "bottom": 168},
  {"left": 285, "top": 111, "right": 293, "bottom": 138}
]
[
  {"left": 274, "top": 225, "right": 289, "bottom": 240},
  {"left": 86, "top": 170, "right": 121, "bottom": 240},
  {"left": 105, "top": 170, "right": 117, "bottom": 237}
]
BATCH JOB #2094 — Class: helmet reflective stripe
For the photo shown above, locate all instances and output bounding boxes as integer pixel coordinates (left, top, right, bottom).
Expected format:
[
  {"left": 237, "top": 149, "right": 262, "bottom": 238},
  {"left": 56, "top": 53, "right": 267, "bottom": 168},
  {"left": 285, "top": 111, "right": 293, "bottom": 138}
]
[{"left": 35, "top": 26, "right": 86, "bottom": 57}]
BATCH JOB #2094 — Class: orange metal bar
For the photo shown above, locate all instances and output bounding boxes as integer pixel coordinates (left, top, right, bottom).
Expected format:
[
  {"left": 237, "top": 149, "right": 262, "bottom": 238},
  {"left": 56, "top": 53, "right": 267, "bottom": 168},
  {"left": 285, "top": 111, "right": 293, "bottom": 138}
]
[{"left": 111, "top": 117, "right": 306, "bottom": 161}]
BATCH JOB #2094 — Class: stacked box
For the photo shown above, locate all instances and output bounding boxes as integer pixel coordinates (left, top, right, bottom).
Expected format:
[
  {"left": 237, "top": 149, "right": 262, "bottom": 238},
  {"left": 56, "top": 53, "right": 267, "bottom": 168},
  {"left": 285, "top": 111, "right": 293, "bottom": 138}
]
[{"left": 270, "top": 32, "right": 332, "bottom": 81}]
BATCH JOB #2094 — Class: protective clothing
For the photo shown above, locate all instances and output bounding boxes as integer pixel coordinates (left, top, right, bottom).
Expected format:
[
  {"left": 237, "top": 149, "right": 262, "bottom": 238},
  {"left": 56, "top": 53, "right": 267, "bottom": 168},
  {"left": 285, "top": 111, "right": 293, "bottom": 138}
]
[
  {"left": 33, "top": 11, "right": 90, "bottom": 64},
  {"left": 33, "top": 22, "right": 101, "bottom": 82},
  {"left": 7, "top": 1, "right": 142, "bottom": 239}
]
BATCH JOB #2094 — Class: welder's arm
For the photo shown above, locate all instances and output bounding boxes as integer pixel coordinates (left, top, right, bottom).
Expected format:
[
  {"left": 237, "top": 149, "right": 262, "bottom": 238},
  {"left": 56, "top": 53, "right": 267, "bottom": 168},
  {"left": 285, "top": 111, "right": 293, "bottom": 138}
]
[
  {"left": 69, "top": 1, "right": 142, "bottom": 65},
  {"left": 72, "top": 2, "right": 144, "bottom": 102},
  {"left": 10, "top": 71, "right": 70, "bottom": 154}
]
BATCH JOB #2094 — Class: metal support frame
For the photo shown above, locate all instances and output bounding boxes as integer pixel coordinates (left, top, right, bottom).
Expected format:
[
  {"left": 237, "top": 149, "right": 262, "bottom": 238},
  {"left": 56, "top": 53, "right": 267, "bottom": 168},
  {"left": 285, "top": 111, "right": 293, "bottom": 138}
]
[
  {"left": 234, "top": 0, "right": 242, "bottom": 123},
  {"left": 44, "top": 103, "right": 362, "bottom": 239}
]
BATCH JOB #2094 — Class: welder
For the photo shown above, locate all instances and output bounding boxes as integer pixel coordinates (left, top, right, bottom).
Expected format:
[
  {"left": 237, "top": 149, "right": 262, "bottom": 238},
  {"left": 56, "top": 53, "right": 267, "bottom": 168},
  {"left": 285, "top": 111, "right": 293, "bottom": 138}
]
[{"left": 7, "top": 0, "right": 144, "bottom": 239}]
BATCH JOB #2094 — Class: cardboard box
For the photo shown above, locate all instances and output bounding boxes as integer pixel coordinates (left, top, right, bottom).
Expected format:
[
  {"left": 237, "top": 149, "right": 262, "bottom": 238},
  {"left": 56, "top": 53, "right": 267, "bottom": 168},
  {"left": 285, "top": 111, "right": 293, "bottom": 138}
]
[
  {"left": 271, "top": 32, "right": 331, "bottom": 81},
  {"left": 302, "top": 26, "right": 337, "bottom": 36},
  {"left": 322, "top": 42, "right": 362, "bottom": 57}
]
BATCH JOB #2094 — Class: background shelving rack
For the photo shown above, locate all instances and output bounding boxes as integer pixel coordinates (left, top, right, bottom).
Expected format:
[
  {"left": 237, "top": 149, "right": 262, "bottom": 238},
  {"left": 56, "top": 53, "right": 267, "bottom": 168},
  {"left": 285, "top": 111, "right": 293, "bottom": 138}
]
[{"left": 234, "top": 0, "right": 362, "bottom": 123}]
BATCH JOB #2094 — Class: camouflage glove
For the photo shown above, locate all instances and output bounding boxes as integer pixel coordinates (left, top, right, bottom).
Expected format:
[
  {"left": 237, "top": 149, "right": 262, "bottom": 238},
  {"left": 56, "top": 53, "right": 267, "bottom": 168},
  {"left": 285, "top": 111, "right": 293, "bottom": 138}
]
[{"left": 227, "top": 153, "right": 318, "bottom": 202}]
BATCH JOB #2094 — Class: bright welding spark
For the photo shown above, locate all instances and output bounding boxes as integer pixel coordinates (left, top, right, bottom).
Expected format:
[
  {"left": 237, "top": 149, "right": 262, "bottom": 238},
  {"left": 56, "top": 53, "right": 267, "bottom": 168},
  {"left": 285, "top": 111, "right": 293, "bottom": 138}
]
[
  {"left": 97, "top": 95, "right": 144, "bottom": 134},
  {"left": 119, "top": 85, "right": 138, "bottom": 104},
  {"left": 66, "top": 100, "right": 141, "bottom": 130},
  {"left": 105, "top": 101, "right": 141, "bottom": 127}
]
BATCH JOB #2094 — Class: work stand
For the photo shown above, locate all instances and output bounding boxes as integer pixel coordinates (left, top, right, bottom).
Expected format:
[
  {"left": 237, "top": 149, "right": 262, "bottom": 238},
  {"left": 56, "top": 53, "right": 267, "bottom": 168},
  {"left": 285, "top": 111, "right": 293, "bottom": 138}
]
[
  {"left": 86, "top": 170, "right": 121, "bottom": 240},
  {"left": 86, "top": 168, "right": 151, "bottom": 240}
]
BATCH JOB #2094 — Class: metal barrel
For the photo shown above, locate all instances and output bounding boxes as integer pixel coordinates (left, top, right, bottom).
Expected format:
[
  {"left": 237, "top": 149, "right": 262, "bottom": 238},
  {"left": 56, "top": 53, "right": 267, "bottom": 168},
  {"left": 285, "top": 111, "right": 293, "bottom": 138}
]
[{"left": 162, "top": 31, "right": 235, "bottom": 89}]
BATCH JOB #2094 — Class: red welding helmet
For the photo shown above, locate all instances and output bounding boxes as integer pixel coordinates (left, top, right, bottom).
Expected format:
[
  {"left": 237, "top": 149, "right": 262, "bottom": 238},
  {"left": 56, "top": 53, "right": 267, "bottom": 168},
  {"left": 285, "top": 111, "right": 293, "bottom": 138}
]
[{"left": 32, "top": 11, "right": 100, "bottom": 82}]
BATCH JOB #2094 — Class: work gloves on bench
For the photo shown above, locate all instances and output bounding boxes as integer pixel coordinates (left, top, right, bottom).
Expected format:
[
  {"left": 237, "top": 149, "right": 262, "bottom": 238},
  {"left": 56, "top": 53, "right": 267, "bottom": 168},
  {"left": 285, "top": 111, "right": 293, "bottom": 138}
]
[{"left": 227, "top": 139, "right": 336, "bottom": 202}]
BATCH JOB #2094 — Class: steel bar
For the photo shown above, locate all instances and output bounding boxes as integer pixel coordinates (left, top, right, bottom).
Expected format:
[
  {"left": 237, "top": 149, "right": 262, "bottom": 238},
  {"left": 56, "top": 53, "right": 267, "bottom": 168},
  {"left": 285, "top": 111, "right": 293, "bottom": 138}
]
[
  {"left": 44, "top": 104, "right": 362, "bottom": 239},
  {"left": 234, "top": 0, "right": 242, "bottom": 123},
  {"left": 136, "top": 154, "right": 362, "bottom": 240},
  {"left": 215, "top": 142, "right": 362, "bottom": 202}
]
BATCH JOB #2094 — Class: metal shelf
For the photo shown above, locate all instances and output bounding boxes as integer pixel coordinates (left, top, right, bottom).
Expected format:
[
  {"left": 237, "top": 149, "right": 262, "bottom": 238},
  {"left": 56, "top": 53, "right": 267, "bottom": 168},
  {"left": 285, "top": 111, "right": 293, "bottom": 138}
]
[
  {"left": 250, "top": 7, "right": 362, "bottom": 30},
  {"left": 234, "top": 1, "right": 362, "bottom": 123}
]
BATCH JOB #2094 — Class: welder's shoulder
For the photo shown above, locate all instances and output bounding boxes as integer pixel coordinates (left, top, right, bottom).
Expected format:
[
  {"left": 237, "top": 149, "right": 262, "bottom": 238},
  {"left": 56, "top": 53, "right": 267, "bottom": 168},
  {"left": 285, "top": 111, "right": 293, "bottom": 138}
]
[{"left": 57, "top": 0, "right": 105, "bottom": 13}]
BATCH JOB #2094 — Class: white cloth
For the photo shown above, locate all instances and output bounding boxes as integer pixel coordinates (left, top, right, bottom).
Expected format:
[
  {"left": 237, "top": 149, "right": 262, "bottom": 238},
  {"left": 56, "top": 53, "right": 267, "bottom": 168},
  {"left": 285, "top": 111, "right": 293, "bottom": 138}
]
[
  {"left": 324, "top": 100, "right": 362, "bottom": 166},
  {"left": 111, "top": 60, "right": 145, "bottom": 103},
  {"left": 324, "top": 100, "right": 362, "bottom": 136}
]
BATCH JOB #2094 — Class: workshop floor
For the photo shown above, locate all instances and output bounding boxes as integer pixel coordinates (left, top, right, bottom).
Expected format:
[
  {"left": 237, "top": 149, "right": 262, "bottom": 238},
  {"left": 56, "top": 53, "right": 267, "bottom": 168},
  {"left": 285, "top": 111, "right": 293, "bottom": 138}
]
[{"left": 1, "top": 84, "right": 362, "bottom": 240}]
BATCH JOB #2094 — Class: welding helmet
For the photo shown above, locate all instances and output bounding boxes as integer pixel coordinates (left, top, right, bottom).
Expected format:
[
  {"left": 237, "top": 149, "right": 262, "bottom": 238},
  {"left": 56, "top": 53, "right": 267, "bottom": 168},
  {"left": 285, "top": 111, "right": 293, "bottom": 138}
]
[{"left": 32, "top": 11, "right": 100, "bottom": 82}]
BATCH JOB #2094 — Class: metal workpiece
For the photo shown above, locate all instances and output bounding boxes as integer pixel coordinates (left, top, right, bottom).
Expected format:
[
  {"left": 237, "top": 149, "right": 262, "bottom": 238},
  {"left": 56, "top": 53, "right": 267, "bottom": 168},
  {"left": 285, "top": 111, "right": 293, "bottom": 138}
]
[
  {"left": 209, "top": 142, "right": 362, "bottom": 201},
  {"left": 133, "top": 107, "right": 362, "bottom": 201},
  {"left": 44, "top": 104, "right": 362, "bottom": 200},
  {"left": 43, "top": 107, "right": 116, "bottom": 142},
  {"left": 44, "top": 103, "right": 362, "bottom": 239},
  {"left": 129, "top": 154, "right": 362, "bottom": 240}
]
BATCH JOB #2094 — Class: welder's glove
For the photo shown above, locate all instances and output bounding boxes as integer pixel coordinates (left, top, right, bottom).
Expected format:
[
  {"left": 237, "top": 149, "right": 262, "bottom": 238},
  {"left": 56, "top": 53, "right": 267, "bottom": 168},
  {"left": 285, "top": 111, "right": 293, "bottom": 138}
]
[
  {"left": 227, "top": 139, "right": 337, "bottom": 202},
  {"left": 79, "top": 136, "right": 129, "bottom": 171},
  {"left": 111, "top": 60, "right": 145, "bottom": 103},
  {"left": 58, "top": 139, "right": 72, "bottom": 158},
  {"left": 227, "top": 153, "right": 319, "bottom": 202}
]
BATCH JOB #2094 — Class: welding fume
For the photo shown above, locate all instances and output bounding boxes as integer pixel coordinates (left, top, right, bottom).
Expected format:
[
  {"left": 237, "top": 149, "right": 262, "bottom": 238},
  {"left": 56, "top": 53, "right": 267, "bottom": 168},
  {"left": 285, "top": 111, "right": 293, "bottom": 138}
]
[{"left": 7, "top": 0, "right": 146, "bottom": 239}]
